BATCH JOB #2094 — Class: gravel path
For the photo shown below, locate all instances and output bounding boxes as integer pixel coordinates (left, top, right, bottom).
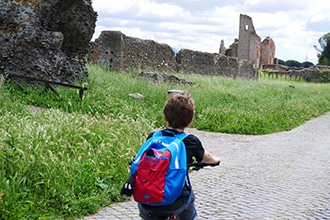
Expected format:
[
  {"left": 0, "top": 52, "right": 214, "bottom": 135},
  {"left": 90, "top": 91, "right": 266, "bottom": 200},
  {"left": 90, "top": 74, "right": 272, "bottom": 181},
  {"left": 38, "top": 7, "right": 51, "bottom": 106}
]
[{"left": 81, "top": 112, "right": 330, "bottom": 219}]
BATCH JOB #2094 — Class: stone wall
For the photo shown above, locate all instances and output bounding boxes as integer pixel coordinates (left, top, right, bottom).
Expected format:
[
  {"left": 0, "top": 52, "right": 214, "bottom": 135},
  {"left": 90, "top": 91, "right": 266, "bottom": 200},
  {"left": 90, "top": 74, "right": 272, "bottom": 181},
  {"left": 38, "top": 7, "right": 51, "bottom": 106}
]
[
  {"left": 176, "top": 49, "right": 253, "bottom": 79},
  {"left": 262, "top": 65, "right": 330, "bottom": 83},
  {"left": 238, "top": 59, "right": 259, "bottom": 80},
  {"left": 293, "top": 65, "right": 330, "bottom": 83},
  {"left": 216, "top": 55, "right": 240, "bottom": 78},
  {"left": 176, "top": 49, "right": 220, "bottom": 75},
  {"left": 88, "top": 31, "right": 123, "bottom": 71},
  {"left": 176, "top": 49, "right": 257, "bottom": 80},
  {"left": 0, "top": 0, "right": 97, "bottom": 83},
  {"left": 89, "top": 31, "right": 258, "bottom": 80},
  {"left": 88, "top": 31, "right": 177, "bottom": 72}
]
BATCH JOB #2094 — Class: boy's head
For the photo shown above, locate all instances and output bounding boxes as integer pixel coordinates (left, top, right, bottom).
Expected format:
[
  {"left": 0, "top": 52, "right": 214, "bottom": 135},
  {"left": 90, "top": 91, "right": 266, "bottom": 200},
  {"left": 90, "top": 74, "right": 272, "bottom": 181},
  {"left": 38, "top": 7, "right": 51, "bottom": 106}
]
[{"left": 163, "top": 91, "right": 195, "bottom": 129}]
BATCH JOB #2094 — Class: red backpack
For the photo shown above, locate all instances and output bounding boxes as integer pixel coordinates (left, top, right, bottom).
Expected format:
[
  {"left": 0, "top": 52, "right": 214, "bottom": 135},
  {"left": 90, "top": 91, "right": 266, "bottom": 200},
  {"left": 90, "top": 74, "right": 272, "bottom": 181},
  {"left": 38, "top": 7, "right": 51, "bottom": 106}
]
[{"left": 130, "top": 131, "right": 189, "bottom": 206}]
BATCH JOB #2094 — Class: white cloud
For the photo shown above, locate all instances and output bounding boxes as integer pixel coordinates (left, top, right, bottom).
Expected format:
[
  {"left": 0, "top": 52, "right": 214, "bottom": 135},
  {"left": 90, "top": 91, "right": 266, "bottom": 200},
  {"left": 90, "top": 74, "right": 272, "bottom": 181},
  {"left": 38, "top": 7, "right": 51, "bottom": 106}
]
[
  {"left": 137, "top": 1, "right": 188, "bottom": 18},
  {"left": 243, "top": 0, "right": 308, "bottom": 12},
  {"left": 308, "top": 1, "right": 330, "bottom": 23},
  {"left": 92, "top": 1, "right": 135, "bottom": 14}
]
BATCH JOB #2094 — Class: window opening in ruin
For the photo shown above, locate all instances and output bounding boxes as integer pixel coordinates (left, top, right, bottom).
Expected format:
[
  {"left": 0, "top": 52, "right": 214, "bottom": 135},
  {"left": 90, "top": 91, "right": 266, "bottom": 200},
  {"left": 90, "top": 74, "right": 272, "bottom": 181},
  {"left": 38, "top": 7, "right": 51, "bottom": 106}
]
[{"left": 245, "top": 24, "right": 249, "bottom": 31}]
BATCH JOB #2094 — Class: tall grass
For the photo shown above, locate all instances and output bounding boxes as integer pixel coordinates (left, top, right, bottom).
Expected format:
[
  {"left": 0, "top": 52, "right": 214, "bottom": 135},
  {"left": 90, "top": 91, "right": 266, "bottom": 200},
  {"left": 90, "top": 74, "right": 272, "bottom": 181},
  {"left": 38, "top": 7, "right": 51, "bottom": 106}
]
[
  {"left": 0, "top": 64, "right": 330, "bottom": 219},
  {"left": 189, "top": 75, "right": 330, "bottom": 134},
  {"left": 0, "top": 106, "right": 152, "bottom": 219}
]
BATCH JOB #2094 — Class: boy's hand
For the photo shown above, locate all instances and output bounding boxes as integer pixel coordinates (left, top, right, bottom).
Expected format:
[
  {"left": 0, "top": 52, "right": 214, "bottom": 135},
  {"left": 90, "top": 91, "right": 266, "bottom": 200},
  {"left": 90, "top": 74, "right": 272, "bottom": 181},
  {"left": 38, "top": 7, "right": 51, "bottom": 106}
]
[{"left": 202, "top": 150, "right": 220, "bottom": 165}]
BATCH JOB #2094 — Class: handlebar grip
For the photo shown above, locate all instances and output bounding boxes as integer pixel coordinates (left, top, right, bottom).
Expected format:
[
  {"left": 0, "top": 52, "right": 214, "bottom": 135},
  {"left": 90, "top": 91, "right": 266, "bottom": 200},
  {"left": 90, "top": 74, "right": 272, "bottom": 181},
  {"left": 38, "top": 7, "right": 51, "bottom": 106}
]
[{"left": 188, "top": 160, "right": 220, "bottom": 170}]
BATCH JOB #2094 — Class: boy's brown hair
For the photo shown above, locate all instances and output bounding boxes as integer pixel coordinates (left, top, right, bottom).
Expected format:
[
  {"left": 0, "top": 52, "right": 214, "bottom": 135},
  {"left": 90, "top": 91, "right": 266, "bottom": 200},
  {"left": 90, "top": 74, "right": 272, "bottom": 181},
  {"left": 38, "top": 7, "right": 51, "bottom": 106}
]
[{"left": 163, "top": 91, "right": 195, "bottom": 129}]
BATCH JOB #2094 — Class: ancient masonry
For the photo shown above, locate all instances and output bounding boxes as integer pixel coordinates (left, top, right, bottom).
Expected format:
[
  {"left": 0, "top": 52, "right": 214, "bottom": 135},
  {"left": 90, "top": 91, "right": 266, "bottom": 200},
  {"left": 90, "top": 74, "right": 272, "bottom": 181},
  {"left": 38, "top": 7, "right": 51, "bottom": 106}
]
[
  {"left": 226, "top": 14, "right": 276, "bottom": 69},
  {"left": 0, "top": 0, "right": 97, "bottom": 83},
  {"left": 88, "top": 31, "right": 177, "bottom": 73},
  {"left": 238, "top": 14, "right": 262, "bottom": 67},
  {"left": 88, "top": 14, "right": 278, "bottom": 80},
  {"left": 88, "top": 31, "right": 258, "bottom": 80}
]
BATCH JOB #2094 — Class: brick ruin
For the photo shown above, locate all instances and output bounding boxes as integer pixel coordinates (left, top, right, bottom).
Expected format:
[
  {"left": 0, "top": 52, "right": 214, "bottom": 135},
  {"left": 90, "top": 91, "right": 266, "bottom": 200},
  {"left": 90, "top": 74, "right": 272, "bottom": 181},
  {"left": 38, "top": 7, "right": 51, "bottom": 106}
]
[
  {"left": 88, "top": 30, "right": 258, "bottom": 80},
  {"left": 233, "top": 14, "right": 330, "bottom": 83},
  {"left": 89, "top": 14, "right": 282, "bottom": 81},
  {"left": 226, "top": 14, "right": 276, "bottom": 69},
  {"left": 261, "top": 37, "right": 276, "bottom": 66},
  {"left": 238, "top": 14, "right": 262, "bottom": 67},
  {"left": 0, "top": 0, "right": 97, "bottom": 84},
  {"left": 88, "top": 31, "right": 177, "bottom": 72}
]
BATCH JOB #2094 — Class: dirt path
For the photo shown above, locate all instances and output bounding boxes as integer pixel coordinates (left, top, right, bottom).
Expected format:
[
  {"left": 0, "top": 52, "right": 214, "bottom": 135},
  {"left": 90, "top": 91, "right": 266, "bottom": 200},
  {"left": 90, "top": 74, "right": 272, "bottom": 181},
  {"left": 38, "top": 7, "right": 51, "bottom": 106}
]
[{"left": 82, "top": 112, "right": 330, "bottom": 219}]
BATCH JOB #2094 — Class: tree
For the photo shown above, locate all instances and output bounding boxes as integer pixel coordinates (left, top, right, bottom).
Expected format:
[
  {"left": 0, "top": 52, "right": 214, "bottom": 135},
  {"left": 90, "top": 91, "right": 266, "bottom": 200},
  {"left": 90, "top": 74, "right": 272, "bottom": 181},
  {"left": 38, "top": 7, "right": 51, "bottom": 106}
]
[
  {"left": 315, "top": 32, "right": 330, "bottom": 65},
  {"left": 278, "top": 59, "right": 286, "bottom": 65},
  {"left": 285, "top": 60, "right": 302, "bottom": 68},
  {"left": 302, "top": 61, "right": 314, "bottom": 68}
]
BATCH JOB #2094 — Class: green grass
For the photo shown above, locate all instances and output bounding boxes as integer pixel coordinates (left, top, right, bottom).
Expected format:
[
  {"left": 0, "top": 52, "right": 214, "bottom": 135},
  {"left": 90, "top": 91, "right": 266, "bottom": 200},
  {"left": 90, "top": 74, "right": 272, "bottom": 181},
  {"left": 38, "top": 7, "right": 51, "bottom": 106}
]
[
  {"left": 0, "top": 64, "right": 330, "bottom": 219},
  {"left": 191, "top": 75, "right": 330, "bottom": 134}
]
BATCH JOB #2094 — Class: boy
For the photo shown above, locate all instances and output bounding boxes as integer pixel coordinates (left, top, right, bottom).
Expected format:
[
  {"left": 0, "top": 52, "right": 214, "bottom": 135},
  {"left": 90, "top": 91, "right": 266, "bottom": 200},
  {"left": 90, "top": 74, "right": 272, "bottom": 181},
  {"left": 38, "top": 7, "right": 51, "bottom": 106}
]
[{"left": 138, "top": 91, "right": 220, "bottom": 220}]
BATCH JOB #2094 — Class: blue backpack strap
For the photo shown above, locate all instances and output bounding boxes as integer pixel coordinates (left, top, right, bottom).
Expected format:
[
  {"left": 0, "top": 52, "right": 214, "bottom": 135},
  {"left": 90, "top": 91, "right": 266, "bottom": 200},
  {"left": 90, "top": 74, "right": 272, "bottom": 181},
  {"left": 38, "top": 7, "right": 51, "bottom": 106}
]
[
  {"left": 168, "top": 131, "right": 194, "bottom": 209},
  {"left": 174, "top": 131, "right": 188, "bottom": 140},
  {"left": 162, "top": 129, "right": 187, "bottom": 139},
  {"left": 174, "top": 131, "right": 193, "bottom": 206}
]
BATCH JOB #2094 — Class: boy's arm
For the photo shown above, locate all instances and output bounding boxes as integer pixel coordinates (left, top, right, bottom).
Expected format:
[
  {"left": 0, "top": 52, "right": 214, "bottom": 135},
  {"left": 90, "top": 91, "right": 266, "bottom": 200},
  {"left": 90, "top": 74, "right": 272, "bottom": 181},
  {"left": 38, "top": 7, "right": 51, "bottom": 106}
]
[{"left": 202, "top": 150, "right": 220, "bottom": 165}]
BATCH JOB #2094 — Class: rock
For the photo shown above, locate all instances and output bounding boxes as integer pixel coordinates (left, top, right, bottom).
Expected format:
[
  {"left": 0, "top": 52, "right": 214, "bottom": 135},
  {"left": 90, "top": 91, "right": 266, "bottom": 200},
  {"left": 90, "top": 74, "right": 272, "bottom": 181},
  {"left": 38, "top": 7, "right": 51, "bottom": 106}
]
[
  {"left": 0, "top": 0, "right": 97, "bottom": 83},
  {"left": 137, "top": 70, "right": 195, "bottom": 86},
  {"left": 26, "top": 105, "right": 44, "bottom": 115},
  {"left": 167, "top": 89, "right": 184, "bottom": 95}
]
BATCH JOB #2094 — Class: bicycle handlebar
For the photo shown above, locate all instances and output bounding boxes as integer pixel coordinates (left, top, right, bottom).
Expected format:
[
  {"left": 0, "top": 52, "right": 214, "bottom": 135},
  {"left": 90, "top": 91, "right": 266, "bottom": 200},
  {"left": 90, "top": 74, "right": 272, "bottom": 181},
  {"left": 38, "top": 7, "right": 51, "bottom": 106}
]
[
  {"left": 129, "top": 156, "right": 220, "bottom": 171},
  {"left": 188, "top": 160, "right": 220, "bottom": 170}
]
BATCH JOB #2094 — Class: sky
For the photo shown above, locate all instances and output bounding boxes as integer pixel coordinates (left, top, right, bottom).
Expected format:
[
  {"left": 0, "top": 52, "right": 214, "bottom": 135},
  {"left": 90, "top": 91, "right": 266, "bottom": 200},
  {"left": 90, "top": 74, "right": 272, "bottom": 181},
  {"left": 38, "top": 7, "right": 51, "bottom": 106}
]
[{"left": 91, "top": 0, "right": 330, "bottom": 65}]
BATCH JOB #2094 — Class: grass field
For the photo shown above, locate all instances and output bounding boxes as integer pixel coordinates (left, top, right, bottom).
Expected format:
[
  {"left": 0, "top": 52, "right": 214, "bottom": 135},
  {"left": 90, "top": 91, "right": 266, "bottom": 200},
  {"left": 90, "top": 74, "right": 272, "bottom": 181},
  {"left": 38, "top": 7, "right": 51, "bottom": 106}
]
[{"left": 1, "top": 64, "right": 330, "bottom": 219}]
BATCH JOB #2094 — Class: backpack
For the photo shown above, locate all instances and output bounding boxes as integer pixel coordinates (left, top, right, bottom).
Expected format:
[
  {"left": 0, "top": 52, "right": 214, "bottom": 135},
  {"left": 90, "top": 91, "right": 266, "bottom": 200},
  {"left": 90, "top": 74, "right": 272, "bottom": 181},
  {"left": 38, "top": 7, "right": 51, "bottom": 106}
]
[{"left": 130, "top": 130, "right": 189, "bottom": 206}]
